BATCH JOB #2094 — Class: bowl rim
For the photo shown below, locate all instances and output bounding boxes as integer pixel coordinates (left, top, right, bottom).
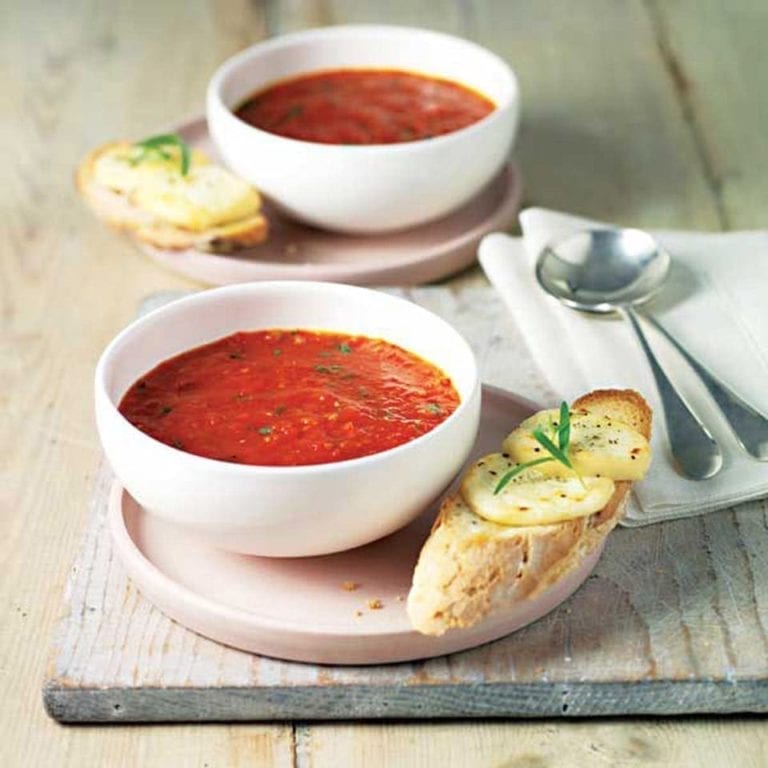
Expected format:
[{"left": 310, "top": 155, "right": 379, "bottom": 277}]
[
  {"left": 95, "top": 280, "right": 481, "bottom": 477},
  {"left": 206, "top": 23, "right": 519, "bottom": 153}
]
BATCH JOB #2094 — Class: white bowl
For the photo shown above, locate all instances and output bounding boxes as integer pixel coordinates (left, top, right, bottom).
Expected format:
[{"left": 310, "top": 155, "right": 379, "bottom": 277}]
[
  {"left": 206, "top": 25, "right": 519, "bottom": 234},
  {"left": 95, "top": 282, "right": 481, "bottom": 557}
]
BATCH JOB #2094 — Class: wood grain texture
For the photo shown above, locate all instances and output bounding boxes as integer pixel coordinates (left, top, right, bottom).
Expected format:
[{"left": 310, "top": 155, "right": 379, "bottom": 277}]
[
  {"left": 300, "top": 719, "right": 767, "bottom": 768},
  {"left": 44, "top": 287, "right": 768, "bottom": 724},
  {"left": 1, "top": 0, "right": 292, "bottom": 766},
  {"left": 4, "top": 0, "right": 768, "bottom": 764},
  {"left": 644, "top": 0, "right": 768, "bottom": 229},
  {"left": 469, "top": 0, "right": 721, "bottom": 229}
]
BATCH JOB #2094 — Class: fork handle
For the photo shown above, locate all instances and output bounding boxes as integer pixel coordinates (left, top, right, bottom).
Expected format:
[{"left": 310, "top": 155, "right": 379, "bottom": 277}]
[
  {"left": 623, "top": 306, "right": 722, "bottom": 480},
  {"left": 641, "top": 313, "right": 768, "bottom": 460}
]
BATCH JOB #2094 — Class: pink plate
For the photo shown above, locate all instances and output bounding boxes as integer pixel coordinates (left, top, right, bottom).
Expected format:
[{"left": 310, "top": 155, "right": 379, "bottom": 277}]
[
  {"left": 138, "top": 117, "right": 522, "bottom": 286},
  {"left": 109, "top": 386, "right": 604, "bottom": 665}
]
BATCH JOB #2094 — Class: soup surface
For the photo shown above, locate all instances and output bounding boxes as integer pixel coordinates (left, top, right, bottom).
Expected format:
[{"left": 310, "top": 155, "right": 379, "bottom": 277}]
[
  {"left": 119, "top": 329, "right": 460, "bottom": 466},
  {"left": 235, "top": 68, "right": 495, "bottom": 145}
]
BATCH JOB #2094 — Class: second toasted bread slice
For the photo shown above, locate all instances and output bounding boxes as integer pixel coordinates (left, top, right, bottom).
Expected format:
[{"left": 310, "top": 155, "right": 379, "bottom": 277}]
[{"left": 76, "top": 140, "right": 268, "bottom": 253}]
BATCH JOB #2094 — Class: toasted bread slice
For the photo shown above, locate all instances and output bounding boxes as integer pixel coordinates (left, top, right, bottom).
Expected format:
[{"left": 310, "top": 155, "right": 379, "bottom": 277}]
[
  {"left": 76, "top": 141, "right": 268, "bottom": 253},
  {"left": 407, "top": 389, "right": 651, "bottom": 636}
]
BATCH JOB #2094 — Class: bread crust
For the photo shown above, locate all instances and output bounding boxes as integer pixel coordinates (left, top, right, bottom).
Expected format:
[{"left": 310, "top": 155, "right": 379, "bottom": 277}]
[
  {"left": 572, "top": 388, "right": 652, "bottom": 439},
  {"left": 406, "top": 390, "right": 651, "bottom": 636},
  {"left": 76, "top": 143, "right": 268, "bottom": 253}
]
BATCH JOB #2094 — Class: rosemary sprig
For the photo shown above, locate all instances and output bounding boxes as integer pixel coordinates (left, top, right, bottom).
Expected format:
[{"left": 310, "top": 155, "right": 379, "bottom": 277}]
[
  {"left": 494, "top": 401, "right": 580, "bottom": 494},
  {"left": 530, "top": 427, "right": 573, "bottom": 470},
  {"left": 493, "top": 456, "right": 556, "bottom": 493},
  {"left": 557, "top": 400, "right": 570, "bottom": 450},
  {"left": 130, "top": 134, "right": 191, "bottom": 176}
]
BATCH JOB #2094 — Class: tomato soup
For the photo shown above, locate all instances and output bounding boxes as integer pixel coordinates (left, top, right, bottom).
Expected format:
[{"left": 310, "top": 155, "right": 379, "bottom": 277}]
[
  {"left": 119, "top": 329, "right": 460, "bottom": 466},
  {"left": 235, "top": 68, "right": 495, "bottom": 145}
]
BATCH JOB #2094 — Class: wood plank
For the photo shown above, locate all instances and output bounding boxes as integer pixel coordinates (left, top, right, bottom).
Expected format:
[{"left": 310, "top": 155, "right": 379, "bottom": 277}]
[
  {"left": 0, "top": 0, "right": 292, "bottom": 764},
  {"left": 645, "top": 0, "right": 768, "bottom": 229},
  {"left": 40, "top": 680, "right": 768, "bottom": 723},
  {"left": 268, "top": 0, "right": 466, "bottom": 36},
  {"left": 469, "top": 0, "right": 722, "bottom": 229},
  {"left": 301, "top": 720, "right": 766, "bottom": 768}
]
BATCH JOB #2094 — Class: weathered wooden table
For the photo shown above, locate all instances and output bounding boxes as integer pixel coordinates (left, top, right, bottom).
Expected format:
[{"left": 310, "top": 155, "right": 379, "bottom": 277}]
[{"left": 3, "top": 0, "right": 768, "bottom": 765}]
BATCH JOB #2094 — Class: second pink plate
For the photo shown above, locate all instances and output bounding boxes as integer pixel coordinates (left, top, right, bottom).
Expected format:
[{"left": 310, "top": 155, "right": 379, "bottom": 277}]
[
  {"left": 138, "top": 117, "right": 522, "bottom": 286},
  {"left": 109, "top": 386, "right": 604, "bottom": 665}
]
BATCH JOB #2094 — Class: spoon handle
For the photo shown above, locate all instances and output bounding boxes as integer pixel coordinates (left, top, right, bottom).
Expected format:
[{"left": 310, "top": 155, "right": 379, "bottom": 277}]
[
  {"left": 623, "top": 306, "right": 723, "bottom": 480},
  {"left": 641, "top": 313, "right": 768, "bottom": 460}
]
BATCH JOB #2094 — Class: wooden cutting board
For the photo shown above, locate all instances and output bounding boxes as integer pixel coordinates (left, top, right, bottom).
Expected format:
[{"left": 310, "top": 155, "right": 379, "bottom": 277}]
[{"left": 44, "top": 286, "right": 768, "bottom": 722}]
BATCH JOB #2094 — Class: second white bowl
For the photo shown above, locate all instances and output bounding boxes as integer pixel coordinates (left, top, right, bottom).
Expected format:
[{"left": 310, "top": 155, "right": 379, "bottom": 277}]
[{"left": 207, "top": 25, "right": 519, "bottom": 234}]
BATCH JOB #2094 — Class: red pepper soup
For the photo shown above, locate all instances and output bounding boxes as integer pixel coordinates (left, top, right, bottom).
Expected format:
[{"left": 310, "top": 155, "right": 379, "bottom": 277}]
[
  {"left": 119, "top": 329, "right": 461, "bottom": 466},
  {"left": 235, "top": 68, "right": 495, "bottom": 145}
]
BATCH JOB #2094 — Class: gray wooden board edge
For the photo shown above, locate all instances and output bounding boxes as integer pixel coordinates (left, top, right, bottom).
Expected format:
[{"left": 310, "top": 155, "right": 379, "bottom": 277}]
[{"left": 43, "top": 680, "right": 768, "bottom": 723}]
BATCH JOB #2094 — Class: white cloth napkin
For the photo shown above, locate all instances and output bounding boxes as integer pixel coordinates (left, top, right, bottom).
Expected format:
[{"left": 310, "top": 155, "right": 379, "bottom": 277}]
[{"left": 479, "top": 207, "right": 768, "bottom": 525}]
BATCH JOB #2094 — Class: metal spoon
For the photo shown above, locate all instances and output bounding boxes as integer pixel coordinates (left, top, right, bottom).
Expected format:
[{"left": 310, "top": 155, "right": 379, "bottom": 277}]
[{"left": 535, "top": 228, "right": 729, "bottom": 480}]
